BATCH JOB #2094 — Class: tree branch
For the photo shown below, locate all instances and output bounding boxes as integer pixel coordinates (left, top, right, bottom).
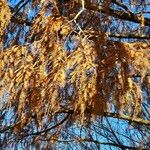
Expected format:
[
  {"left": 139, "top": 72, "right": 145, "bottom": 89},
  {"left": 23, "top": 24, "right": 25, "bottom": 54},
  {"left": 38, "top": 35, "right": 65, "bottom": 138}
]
[
  {"left": 85, "top": 30, "right": 150, "bottom": 39},
  {"left": 107, "top": 33, "right": 150, "bottom": 39},
  {"left": 0, "top": 110, "right": 73, "bottom": 134},
  {"left": 83, "top": 1, "right": 150, "bottom": 26},
  {"left": 111, "top": 0, "right": 129, "bottom": 11},
  {"left": 10, "top": 15, "right": 32, "bottom": 26},
  {"left": 13, "top": 0, "right": 31, "bottom": 16},
  {"left": 77, "top": 138, "right": 143, "bottom": 150},
  {"left": 9, "top": 5, "right": 32, "bottom": 26},
  {"left": 21, "top": 112, "right": 71, "bottom": 138},
  {"left": 54, "top": 110, "right": 150, "bottom": 126},
  {"left": 103, "top": 112, "right": 150, "bottom": 126},
  {"left": 8, "top": 1, "right": 150, "bottom": 27}
]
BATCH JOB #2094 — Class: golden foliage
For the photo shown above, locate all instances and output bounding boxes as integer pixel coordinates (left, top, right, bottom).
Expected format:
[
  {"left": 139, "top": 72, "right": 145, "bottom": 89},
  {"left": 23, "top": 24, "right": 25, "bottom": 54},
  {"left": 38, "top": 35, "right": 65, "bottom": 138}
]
[
  {"left": 0, "top": 14, "right": 150, "bottom": 128},
  {"left": 0, "top": 0, "right": 11, "bottom": 48},
  {"left": 0, "top": 0, "right": 11, "bottom": 36}
]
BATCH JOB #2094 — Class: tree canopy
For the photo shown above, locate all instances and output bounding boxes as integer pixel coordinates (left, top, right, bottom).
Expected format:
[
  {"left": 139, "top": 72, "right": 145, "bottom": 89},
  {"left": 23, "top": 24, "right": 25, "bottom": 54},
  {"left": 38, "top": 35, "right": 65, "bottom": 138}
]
[{"left": 0, "top": 0, "right": 150, "bottom": 149}]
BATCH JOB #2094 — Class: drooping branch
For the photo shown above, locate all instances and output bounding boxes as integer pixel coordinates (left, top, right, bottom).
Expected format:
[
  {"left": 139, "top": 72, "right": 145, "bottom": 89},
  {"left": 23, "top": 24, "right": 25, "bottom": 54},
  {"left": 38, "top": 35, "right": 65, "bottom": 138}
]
[
  {"left": 0, "top": 110, "right": 73, "bottom": 134},
  {"left": 20, "top": 112, "right": 72, "bottom": 138}
]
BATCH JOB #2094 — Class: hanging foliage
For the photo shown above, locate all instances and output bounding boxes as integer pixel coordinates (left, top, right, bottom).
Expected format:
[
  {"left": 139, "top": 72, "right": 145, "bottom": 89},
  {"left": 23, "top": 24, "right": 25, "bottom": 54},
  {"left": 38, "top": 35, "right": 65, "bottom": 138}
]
[{"left": 0, "top": 0, "right": 150, "bottom": 149}]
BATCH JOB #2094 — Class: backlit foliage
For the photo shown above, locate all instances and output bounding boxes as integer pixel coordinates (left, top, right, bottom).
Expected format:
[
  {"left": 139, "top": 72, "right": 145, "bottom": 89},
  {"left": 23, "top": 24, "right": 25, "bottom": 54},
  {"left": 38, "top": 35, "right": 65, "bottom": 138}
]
[
  {"left": 0, "top": 0, "right": 11, "bottom": 47},
  {"left": 0, "top": 0, "right": 150, "bottom": 149}
]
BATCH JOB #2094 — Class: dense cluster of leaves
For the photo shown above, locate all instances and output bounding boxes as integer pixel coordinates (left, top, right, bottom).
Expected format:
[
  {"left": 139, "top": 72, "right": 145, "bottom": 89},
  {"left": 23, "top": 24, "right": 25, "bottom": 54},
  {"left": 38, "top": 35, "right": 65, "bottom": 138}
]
[
  {"left": 0, "top": 0, "right": 11, "bottom": 48},
  {"left": 0, "top": 0, "right": 150, "bottom": 149}
]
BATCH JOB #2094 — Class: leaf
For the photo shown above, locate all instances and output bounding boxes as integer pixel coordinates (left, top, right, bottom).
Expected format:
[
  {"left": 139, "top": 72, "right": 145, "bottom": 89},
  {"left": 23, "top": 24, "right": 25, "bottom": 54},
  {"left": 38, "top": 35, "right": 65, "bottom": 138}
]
[
  {"left": 8, "top": 68, "right": 13, "bottom": 78},
  {"left": 26, "top": 55, "right": 33, "bottom": 62},
  {"left": 141, "top": 15, "right": 145, "bottom": 27},
  {"left": 0, "top": 60, "right": 4, "bottom": 71}
]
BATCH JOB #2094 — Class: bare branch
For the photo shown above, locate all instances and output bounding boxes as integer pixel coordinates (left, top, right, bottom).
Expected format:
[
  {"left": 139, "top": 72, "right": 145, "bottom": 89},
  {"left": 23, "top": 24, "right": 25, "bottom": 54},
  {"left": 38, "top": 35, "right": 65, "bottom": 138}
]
[
  {"left": 21, "top": 112, "right": 71, "bottom": 138},
  {"left": 10, "top": 15, "right": 32, "bottom": 26},
  {"left": 13, "top": 0, "right": 31, "bottom": 16},
  {"left": 111, "top": 0, "right": 129, "bottom": 11},
  {"left": 76, "top": 138, "right": 143, "bottom": 150}
]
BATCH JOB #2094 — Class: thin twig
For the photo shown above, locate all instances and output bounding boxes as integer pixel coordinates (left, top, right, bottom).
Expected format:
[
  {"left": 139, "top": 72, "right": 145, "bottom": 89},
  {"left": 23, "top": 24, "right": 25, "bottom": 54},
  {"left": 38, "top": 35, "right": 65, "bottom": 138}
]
[{"left": 68, "top": 0, "right": 85, "bottom": 35}]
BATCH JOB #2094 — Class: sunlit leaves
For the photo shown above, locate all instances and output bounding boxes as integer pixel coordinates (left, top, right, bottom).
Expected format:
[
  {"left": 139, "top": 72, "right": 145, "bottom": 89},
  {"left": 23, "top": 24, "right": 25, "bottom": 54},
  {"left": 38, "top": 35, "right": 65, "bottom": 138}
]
[
  {"left": 0, "top": 8, "right": 150, "bottom": 136},
  {"left": 0, "top": 0, "right": 11, "bottom": 36}
]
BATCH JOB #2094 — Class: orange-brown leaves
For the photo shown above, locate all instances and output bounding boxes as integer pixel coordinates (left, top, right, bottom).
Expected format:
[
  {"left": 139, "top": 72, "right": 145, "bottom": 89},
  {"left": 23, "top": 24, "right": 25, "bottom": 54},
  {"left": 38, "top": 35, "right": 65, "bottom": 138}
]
[
  {"left": 0, "top": 0, "right": 11, "bottom": 33},
  {"left": 0, "top": 0, "right": 11, "bottom": 47},
  {"left": 0, "top": 15, "right": 150, "bottom": 128}
]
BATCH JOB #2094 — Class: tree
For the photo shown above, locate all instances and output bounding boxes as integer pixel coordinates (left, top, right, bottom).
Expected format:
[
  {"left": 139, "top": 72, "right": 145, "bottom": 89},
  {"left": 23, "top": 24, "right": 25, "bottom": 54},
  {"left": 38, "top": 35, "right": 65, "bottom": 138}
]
[{"left": 0, "top": 0, "right": 150, "bottom": 149}]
